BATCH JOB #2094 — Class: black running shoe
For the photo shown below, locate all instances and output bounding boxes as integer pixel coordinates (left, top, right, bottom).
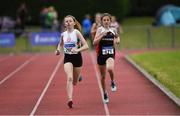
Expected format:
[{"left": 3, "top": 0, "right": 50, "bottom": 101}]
[
  {"left": 111, "top": 81, "right": 117, "bottom": 92},
  {"left": 78, "top": 76, "right": 82, "bottom": 82},
  {"left": 68, "top": 101, "right": 73, "bottom": 108},
  {"left": 103, "top": 92, "right": 109, "bottom": 103}
]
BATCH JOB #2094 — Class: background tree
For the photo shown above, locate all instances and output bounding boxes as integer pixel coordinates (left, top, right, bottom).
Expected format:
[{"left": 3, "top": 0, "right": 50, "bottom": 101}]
[{"left": 0, "top": 0, "right": 180, "bottom": 25}]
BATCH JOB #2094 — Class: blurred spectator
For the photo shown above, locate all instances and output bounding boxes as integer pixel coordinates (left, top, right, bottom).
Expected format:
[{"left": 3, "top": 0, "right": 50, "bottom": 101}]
[
  {"left": 91, "top": 13, "right": 101, "bottom": 39},
  {"left": 110, "top": 15, "right": 123, "bottom": 34},
  {"left": 43, "top": 6, "right": 59, "bottom": 31},
  {"left": 40, "top": 7, "right": 49, "bottom": 30},
  {"left": 14, "top": 17, "right": 23, "bottom": 37},
  {"left": 90, "top": 12, "right": 102, "bottom": 49},
  {"left": 15, "top": 2, "right": 30, "bottom": 36},
  {"left": 16, "top": 3, "right": 29, "bottom": 30},
  {"left": 49, "top": 6, "right": 59, "bottom": 31},
  {"left": 0, "top": 16, "right": 15, "bottom": 32},
  {"left": 82, "top": 14, "right": 92, "bottom": 39}
]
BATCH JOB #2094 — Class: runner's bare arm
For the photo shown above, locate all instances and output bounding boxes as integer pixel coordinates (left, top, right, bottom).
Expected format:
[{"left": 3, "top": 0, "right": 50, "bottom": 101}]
[
  {"left": 55, "top": 35, "right": 64, "bottom": 55},
  {"left": 93, "top": 28, "right": 106, "bottom": 45},
  {"left": 75, "top": 30, "right": 89, "bottom": 52}
]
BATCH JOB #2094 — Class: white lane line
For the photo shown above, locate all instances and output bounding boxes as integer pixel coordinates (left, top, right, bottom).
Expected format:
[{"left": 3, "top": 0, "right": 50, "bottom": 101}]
[
  {"left": 90, "top": 52, "right": 110, "bottom": 116},
  {"left": 0, "top": 55, "right": 11, "bottom": 62},
  {"left": 30, "top": 56, "right": 63, "bottom": 116},
  {"left": 0, "top": 56, "right": 36, "bottom": 85}
]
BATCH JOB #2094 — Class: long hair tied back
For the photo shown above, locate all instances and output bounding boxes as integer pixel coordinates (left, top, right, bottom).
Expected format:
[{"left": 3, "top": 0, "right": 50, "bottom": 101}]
[
  {"left": 101, "top": 13, "right": 112, "bottom": 21},
  {"left": 64, "top": 15, "right": 82, "bottom": 32}
]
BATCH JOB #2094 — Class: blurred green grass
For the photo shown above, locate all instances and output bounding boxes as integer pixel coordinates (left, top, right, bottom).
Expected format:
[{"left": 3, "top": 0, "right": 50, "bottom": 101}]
[
  {"left": 122, "top": 16, "right": 154, "bottom": 26},
  {"left": 120, "top": 17, "right": 180, "bottom": 50},
  {"left": 130, "top": 51, "right": 180, "bottom": 98}
]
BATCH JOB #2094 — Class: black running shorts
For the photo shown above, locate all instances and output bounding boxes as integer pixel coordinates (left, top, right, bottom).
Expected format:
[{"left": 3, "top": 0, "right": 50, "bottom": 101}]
[
  {"left": 97, "top": 54, "right": 115, "bottom": 65},
  {"left": 64, "top": 53, "right": 82, "bottom": 67}
]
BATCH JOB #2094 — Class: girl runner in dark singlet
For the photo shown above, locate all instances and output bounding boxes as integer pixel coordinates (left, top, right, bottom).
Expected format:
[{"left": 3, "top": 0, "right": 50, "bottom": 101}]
[{"left": 93, "top": 13, "right": 120, "bottom": 103}]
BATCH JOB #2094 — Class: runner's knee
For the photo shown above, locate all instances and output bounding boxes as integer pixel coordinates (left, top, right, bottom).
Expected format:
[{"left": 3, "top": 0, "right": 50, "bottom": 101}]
[
  {"left": 67, "top": 77, "right": 73, "bottom": 82},
  {"left": 101, "top": 75, "right": 106, "bottom": 80},
  {"left": 107, "top": 66, "right": 113, "bottom": 73}
]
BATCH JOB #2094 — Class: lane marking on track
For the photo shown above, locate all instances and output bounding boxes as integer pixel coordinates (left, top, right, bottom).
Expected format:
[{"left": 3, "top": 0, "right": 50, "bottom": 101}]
[
  {"left": 90, "top": 52, "right": 110, "bottom": 116},
  {"left": 0, "top": 55, "right": 11, "bottom": 63},
  {"left": 0, "top": 55, "right": 37, "bottom": 85},
  {"left": 30, "top": 56, "right": 63, "bottom": 116}
]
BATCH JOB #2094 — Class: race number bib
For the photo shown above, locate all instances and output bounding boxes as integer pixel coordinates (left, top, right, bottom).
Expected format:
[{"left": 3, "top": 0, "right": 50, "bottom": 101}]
[
  {"left": 64, "top": 43, "right": 76, "bottom": 54},
  {"left": 102, "top": 46, "right": 114, "bottom": 55}
]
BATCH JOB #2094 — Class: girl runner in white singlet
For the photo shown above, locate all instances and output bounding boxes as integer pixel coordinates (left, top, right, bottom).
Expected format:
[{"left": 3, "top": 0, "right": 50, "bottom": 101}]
[{"left": 55, "top": 15, "right": 89, "bottom": 108}]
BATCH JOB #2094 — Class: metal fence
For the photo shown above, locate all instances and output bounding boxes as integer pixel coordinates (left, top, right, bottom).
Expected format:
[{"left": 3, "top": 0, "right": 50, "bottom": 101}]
[{"left": 120, "top": 25, "right": 180, "bottom": 50}]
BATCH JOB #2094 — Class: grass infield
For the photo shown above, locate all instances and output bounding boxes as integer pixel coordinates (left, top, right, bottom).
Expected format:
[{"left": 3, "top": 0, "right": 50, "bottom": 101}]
[{"left": 130, "top": 50, "right": 180, "bottom": 98}]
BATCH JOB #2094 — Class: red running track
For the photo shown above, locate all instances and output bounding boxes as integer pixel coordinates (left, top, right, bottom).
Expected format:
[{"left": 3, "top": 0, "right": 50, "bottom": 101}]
[{"left": 0, "top": 51, "right": 179, "bottom": 115}]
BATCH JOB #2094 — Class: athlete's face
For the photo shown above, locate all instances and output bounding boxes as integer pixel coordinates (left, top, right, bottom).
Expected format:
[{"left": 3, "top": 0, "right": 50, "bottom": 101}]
[
  {"left": 64, "top": 17, "right": 75, "bottom": 29},
  {"left": 102, "top": 16, "right": 111, "bottom": 28},
  {"left": 95, "top": 15, "right": 101, "bottom": 24}
]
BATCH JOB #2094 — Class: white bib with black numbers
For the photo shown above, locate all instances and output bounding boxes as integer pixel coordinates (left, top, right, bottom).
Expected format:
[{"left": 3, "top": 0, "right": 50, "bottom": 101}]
[
  {"left": 64, "top": 42, "right": 76, "bottom": 54},
  {"left": 102, "top": 46, "right": 114, "bottom": 55},
  {"left": 63, "top": 29, "right": 78, "bottom": 54}
]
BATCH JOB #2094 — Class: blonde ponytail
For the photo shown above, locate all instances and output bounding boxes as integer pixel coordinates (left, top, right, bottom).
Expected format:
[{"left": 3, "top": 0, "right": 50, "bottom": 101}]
[
  {"left": 64, "top": 15, "right": 82, "bottom": 32},
  {"left": 74, "top": 20, "right": 82, "bottom": 32}
]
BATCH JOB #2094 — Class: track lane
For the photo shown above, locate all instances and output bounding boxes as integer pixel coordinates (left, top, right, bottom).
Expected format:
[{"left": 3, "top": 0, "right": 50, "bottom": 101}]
[
  {"left": 0, "top": 53, "right": 61, "bottom": 115},
  {"left": 0, "top": 54, "right": 32, "bottom": 81},
  {"left": 0, "top": 51, "right": 179, "bottom": 115},
  {"left": 106, "top": 52, "right": 180, "bottom": 115},
  {"left": 30, "top": 55, "right": 63, "bottom": 115},
  {"left": 0, "top": 56, "right": 36, "bottom": 85},
  {"left": 0, "top": 55, "right": 11, "bottom": 62},
  {"left": 34, "top": 51, "right": 106, "bottom": 115}
]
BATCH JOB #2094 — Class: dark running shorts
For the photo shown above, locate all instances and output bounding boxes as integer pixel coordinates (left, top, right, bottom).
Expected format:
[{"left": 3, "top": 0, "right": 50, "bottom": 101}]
[
  {"left": 64, "top": 53, "right": 82, "bottom": 67},
  {"left": 97, "top": 54, "right": 115, "bottom": 65}
]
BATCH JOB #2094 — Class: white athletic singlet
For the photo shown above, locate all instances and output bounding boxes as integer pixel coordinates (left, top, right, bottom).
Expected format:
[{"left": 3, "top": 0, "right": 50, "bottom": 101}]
[{"left": 62, "top": 29, "right": 78, "bottom": 54}]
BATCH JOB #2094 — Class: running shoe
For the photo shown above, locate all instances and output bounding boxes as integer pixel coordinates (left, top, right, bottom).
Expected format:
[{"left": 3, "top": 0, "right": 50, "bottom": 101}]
[
  {"left": 78, "top": 75, "right": 82, "bottom": 82},
  {"left": 67, "top": 101, "right": 73, "bottom": 108},
  {"left": 103, "top": 92, "right": 109, "bottom": 103},
  {"left": 111, "top": 81, "right": 117, "bottom": 92}
]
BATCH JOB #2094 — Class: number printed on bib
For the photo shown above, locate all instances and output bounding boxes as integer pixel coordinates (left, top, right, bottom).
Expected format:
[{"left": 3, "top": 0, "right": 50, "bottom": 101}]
[
  {"left": 102, "top": 46, "right": 114, "bottom": 55},
  {"left": 64, "top": 43, "right": 76, "bottom": 54}
]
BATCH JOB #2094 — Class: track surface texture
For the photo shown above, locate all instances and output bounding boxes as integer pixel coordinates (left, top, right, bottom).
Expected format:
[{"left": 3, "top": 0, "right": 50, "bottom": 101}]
[{"left": 0, "top": 50, "right": 179, "bottom": 115}]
